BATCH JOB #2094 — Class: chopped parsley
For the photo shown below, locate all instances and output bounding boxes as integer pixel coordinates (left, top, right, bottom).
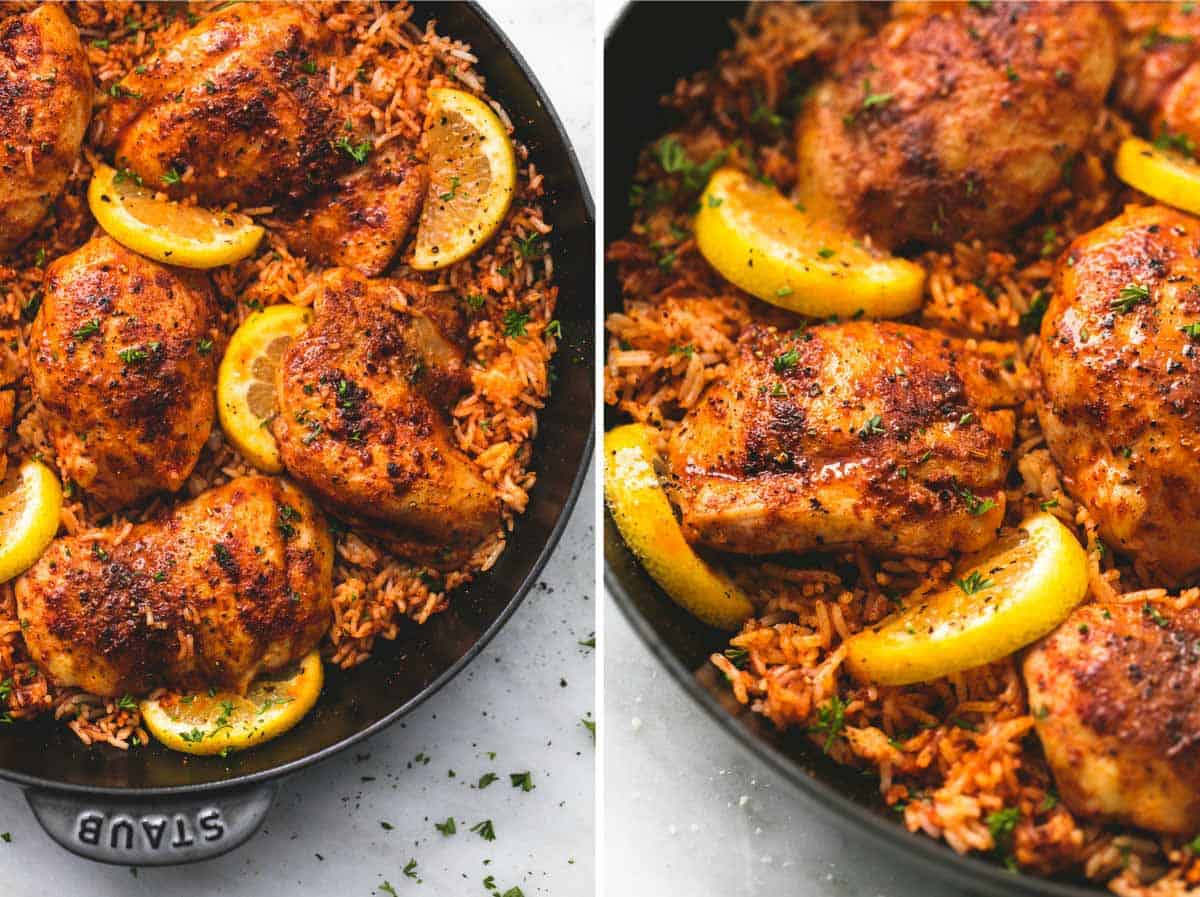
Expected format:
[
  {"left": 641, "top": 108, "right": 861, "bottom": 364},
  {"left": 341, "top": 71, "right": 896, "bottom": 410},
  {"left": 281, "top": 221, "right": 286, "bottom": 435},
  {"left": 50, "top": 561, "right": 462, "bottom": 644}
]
[
  {"left": 772, "top": 348, "right": 800, "bottom": 373},
  {"left": 723, "top": 647, "right": 749, "bottom": 669},
  {"left": 817, "top": 247, "right": 836, "bottom": 259},
  {"left": 808, "top": 695, "right": 847, "bottom": 753},
  {"left": 477, "top": 772, "right": 498, "bottom": 789},
  {"left": 858, "top": 414, "right": 885, "bottom": 439},
  {"left": 333, "top": 136, "right": 372, "bottom": 164},
  {"left": 954, "top": 570, "right": 994, "bottom": 595},
  {"left": 434, "top": 817, "right": 456, "bottom": 835},
  {"left": 464, "top": 293, "right": 486, "bottom": 310},
  {"left": 198, "top": 338, "right": 214, "bottom": 355},
  {"left": 116, "top": 694, "right": 137, "bottom": 711},
  {"left": 470, "top": 819, "right": 496, "bottom": 841},
  {"left": 1143, "top": 602, "right": 1170, "bottom": 628},
  {"left": 514, "top": 233, "right": 542, "bottom": 259},
  {"left": 503, "top": 309, "right": 531, "bottom": 338},
  {"left": 1111, "top": 283, "right": 1149, "bottom": 314},
  {"left": 986, "top": 806, "right": 1020, "bottom": 856},
  {"left": 860, "top": 79, "right": 893, "bottom": 111},
  {"left": 1020, "top": 290, "right": 1049, "bottom": 332},
  {"left": 378, "top": 882, "right": 398, "bottom": 897},
  {"left": 118, "top": 346, "right": 149, "bottom": 365},
  {"left": 1181, "top": 322, "right": 1200, "bottom": 340},
  {"left": 161, "top": 168, "right": 183, "bottom": 186},
  {"left": 301, "top": 60, "right": 318, "bottom": 75},
  {"left": 957, "top": 484, "right": 996, "bottom": 517},
  {"left": 73, "top": 319, "right": 101, "bottom": 341},
  {"left": 439, "top": 175, "right": 461, "bottom": 202},
  {"left": 402, "top": 859, "right": 418, "bottom": 880},
  {"left": 509, "top": 771, "right": 534, "bottom": 792}
]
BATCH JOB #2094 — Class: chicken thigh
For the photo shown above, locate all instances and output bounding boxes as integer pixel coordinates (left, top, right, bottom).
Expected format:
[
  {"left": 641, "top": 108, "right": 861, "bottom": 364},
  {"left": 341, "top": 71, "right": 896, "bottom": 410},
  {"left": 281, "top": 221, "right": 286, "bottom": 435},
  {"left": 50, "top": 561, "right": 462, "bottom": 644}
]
[
  {"left": 96, "top": 4, "right": 342, "bottom": 206},
  {"left": 0, "top": 4, "right": 92, "bottom": 256},
  {"left": 273, "top": 268, "right": 500, "bottom": 569},
  {"left": 1025, "top": 602, "right": 1200, "bottom": 836},
  {"left": 29, "top": 235, "right": 220, "bottom": 512},
  {"left": 794, "top": 1, "right": 1118, "bottom": 248},
  {"left": 668, "top": 322, "right": 1018, "bottom": 558},
  {"left": 15, "top": 476, "right": 333, "bottom": 697},
  {"left": 1035, "top": 204, "right": 1200, "bottom": 584}
]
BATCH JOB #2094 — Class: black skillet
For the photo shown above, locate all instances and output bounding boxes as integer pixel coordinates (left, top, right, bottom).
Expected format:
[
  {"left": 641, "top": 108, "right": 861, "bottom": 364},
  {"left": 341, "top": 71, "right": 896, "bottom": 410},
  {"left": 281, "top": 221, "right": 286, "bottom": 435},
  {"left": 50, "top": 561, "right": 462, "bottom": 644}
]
[
  {"left": 604, "top": 4, "right": 1105, "bottom": 895},
  {"left": 1, "top": 1, "right": 594, "bottom": 866}
]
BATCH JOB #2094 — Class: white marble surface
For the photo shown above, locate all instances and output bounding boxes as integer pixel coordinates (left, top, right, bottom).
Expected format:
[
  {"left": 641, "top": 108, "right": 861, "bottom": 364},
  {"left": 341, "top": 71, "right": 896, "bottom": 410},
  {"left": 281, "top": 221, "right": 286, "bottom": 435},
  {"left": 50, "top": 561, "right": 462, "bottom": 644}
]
[
  {"left": 0, "top": 3, "right": 596, "bottom": 895},
  {"left": 597, "top": 1, "right": 963, "bottom": 894}
]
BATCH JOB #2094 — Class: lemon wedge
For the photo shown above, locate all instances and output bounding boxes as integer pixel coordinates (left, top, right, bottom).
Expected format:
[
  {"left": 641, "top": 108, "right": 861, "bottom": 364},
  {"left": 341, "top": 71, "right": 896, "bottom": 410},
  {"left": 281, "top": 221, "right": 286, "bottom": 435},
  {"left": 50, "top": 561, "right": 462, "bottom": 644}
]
[
  {"left": 140, "top": 651, "right": 322, "bottom": 756},
  {"left": 217, "top": 304, "right": 313, "bottom": 473},
  {"left": 0, "top": 460, "right": 62, "bottom": 584},
  {"left": 605, "top": 423, "right": 754, "bottom": 630},
  {"left": 694, "top": 168, "right": 926, "bottom": 319},
  {"left": 88, "top": 163, "right": 264, "bottom": 269},
  {"left": 844, "top": 512, "right": 1088, "bottom": 686},
  {"left": 1115, "top": 136, "right": 1200, "bottom": 216},
  {"left": 412, "top": 87, "right": 516, "bottom": 271}
]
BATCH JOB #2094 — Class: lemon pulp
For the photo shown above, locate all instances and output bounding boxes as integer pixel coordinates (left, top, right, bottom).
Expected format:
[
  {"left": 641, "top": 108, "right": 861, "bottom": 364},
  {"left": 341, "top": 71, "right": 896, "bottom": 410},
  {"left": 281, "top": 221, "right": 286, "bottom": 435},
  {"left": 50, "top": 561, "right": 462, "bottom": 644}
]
[
  {"left": 844, "top": 512, "right": 1089, "bottom": 686},
  {"left": 217, "top": 304, "right": 313, "bottom": 473},
  {"left": 412, "top": 87, "right": 516, "bottom": 270},
  {"left": 694, "top": 167, "right": 926, "bottom": 319},
  {"left": 0, "top": 460, "right": 62, "bottom": 584},
  {"left": 88, "top": 163, "right": 264, "bottom": 269},
  {"left": 1114, "top": 136, "right": 1200, "bottom": 217},
  {"left": 604, "top": 423, "right": 754, "bottom": 630},
  {"left": 140, "top": 650, "right": 323, "bottom": 756}
]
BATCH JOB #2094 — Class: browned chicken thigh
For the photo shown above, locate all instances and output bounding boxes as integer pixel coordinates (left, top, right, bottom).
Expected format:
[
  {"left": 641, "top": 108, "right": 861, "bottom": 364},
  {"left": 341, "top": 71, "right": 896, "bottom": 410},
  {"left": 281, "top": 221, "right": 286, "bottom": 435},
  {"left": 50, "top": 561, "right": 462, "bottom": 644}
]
[
  {"left": 1113, "top": 4, "right": 1200, "bottom": 147},
  {"left": 96, "top": 4, "right": 342, "bottom": 206},
  {"left": 794, "top": 1, "right": 1118, "bottom": 248},
  {"left": 668, "top": 322, "right": 1018, "bottom": 558},
  {"left": 1025, "top": 602, "right": 1200, "bottom": 836},
  {"left": 273, "top": 268, "right": 500, "bottom": 569},
  {"left": 29, "top": 236, "right": 220, "bottom": 512},
  {"left": 1035, "top": 204, "right": 1200, "bottom": 584},
  {"left": 0, "top": 4, "right": 92, "bottom": 256},
  {"left": 15, "top": 476, "right": 333, "bottom": 697}
]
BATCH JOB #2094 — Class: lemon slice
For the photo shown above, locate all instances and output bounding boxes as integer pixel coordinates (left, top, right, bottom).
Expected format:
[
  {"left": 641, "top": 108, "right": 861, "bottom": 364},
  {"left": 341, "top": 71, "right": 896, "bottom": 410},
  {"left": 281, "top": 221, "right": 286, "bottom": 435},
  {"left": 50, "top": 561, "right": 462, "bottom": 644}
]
[
  {"left": 218, "top": 304, "right": 313, "bottom": 473},
  {"left": 605, "top": 423, "right": 754, "bottom": 630},
  {"left": 1115, "top": 136, "right": 1200, "bottom": 216},
  {"left": 411, "top": 87, "right": 516, "bottom": 271},
  {"left": 140, "top": 651, "right": 322, "bottom": 756},
  {"left": 0, "top": 460, "right": 62, "bottom": 584},
  {"left": 87, "top": 163, "right": 264, "bottom": 269},
  {"left": 694, "top": 168, "right": 926, "bottom": 319},
  {"left": 844, "top": 512, "right": 1088, "bottom": 686}
]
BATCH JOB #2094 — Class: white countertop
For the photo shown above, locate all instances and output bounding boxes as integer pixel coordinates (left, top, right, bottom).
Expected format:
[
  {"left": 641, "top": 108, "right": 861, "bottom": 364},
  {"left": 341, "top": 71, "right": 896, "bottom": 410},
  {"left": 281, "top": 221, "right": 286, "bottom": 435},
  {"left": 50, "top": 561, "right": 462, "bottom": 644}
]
[{"left": 0, "top": 3, "right": 596, "bottom": 895}]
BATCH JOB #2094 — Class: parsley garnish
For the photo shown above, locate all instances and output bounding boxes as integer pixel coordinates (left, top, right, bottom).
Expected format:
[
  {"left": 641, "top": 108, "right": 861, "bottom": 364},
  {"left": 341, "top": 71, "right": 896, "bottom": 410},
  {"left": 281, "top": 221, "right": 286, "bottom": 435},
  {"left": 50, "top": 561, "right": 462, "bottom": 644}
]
[
  {"left": 1181, "top": 322, "right": 1200, "bottom": 340},
  {"left": 439, "top": 175, "right": 461, "bottom": 201},
  {"left": 954, "top": 570, "right": 994, "bottom": 595},
  {"left": 161, "top": 168, "right": 182, "bottom": 186},
  {"left": 434, "top": 817, "right": 456, "bottom": 835},
  {"left": 470, "top": 819, "right": 496, "bottom": 841},
  {"left": 773, "top": 348, "right": 800, "bottom": 373},
  {"left": 116, "top": 694, "right": 138, "bottom": 711},
  {"left": 1111, "top": 283, "right": 1149, "bottom": 313},
  {"left": 723, "top": 647, "right": 749, "bottom": 669},
  {"left": 1020, "top": 290, "right": 1049, "bottom": 332},
  {"left": 861, "top": 79, "right": 893, "bottom": 111},
  {"left": 378, "top": 881, "right": 398, "bottom": 897},
  {"left": 333, "top": 136, "right": 372, "bottom": 164},
  {"left": 1143, "top": 602, "right": 1169, "bottom": 628},
  {"left": 502, "top": 309, "right": 531, "bottom": 338},
  {"left": 118, "top": 346, "right": 149, "bottom": 364},
  {"left": 858, "top": 414, "right": 885, "bottom": 438},
  {"left": 402, "top": 859, "right": 418, "bottom": 880},
  {"left": 514, "top": 233, "right": 542, "bottom": 259},
  {"left": 74, "top": 319, "right": 101, "bottom": 341},
  {"left": 808, "top": 695, "right": 847, "bottom": 753},
  {"left": 301, "top": 60, "right": 318, "bottom": 75},
  {"left": 509, "top": 771, "right": 534, "bottom": 792},
  {"left": 957, "top": 484, "right": 996, "bottom": 516},
  {"left": 198, "top": 338, "right": 214, "bottom": 355},
  {"left": 986, "top": 806, "right": 1020, "bottom": 855},
  {"left": 478, "top": 772, "right": 498, "bottom": 789}
]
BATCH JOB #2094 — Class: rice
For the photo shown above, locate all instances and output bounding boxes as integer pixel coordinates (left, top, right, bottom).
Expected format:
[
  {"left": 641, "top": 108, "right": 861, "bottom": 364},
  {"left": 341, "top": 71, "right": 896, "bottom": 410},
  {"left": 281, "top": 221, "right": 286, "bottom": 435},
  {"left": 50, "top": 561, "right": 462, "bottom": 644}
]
[
  {"left": 605, "top": 3, "right": 1194, "bottom": 891},
  {"left": 0, "top": 2, "right": 558, "bottom": 749}
]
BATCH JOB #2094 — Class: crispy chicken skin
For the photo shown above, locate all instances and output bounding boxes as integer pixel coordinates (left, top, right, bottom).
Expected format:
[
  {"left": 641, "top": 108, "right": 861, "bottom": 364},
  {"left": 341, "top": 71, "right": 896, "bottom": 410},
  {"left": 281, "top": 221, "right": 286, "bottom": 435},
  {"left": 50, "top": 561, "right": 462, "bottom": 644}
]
[
  {"left": 96, "top": 4, "right": 342, "bottom": 206},
  {"left": 1025, "top": 602, "right": 1200, "bottom": 836},
  {"left": 15, "top": 476, "right": 332, "bottom": 697},
  {"left": 794, "top": 2, "right": 1117, "bottom": 248},
  {"left": 0, "top": 4, "right": 92, "bottom": 256},
  {"left": 1035, "top": 205, "right": 1200, "bottom": 584},
  {"left": 29, "top": 236, "right": 220, "bottom": 512},
  {"left": 273, "top": 268, "right": 499, "bottom": 569},
  {"left": 667, "top": 322, "right": 1018, "bottom": 558},
  {"left": 272, "top": 141, "right": 429, "bottom": 276},
  {"left": 1113, "top": 4, "right": 1200, "bottom": 146}
]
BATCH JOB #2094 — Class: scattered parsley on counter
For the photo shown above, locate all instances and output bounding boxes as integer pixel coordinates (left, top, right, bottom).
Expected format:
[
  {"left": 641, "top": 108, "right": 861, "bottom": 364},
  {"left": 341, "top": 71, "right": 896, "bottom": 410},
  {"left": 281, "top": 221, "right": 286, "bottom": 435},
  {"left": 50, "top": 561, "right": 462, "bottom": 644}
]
[
  {"left": 470, "top": 820, "right": 496, "bottom": 842},
  {"left": 477, "top": 772, "right": 498, "bottom": 789},
  {"left": 508, "top": 771, "right": 534, "bottom": 792},
  {"left": 434, "top": 817, "right": 456, "bottom": 836}
]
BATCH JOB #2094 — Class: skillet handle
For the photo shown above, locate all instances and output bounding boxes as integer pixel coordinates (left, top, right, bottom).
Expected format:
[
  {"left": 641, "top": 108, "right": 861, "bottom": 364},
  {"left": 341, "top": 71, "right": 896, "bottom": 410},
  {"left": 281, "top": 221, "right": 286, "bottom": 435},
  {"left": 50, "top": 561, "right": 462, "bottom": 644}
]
[{"left": 24, "top": 780, "right": 276, "bottom": 866}]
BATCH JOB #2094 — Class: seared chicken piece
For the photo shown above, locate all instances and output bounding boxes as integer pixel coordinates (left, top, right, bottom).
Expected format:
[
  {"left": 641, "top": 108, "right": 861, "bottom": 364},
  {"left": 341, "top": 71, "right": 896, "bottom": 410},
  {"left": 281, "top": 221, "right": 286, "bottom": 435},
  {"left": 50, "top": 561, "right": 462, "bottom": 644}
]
[
  {"left": 668, "top": 322, "right": 1017, "bottom": 558},
  {"left": 15, "top": 476, "right": 332, "bottom": 697},
  {"left": 273, "top": 269, "right": 499, "bottom": 569},
  {"left": 1025, "top": 602, "right": 1200, "bottom": 836},
  {"left": 1035, "top": 205, "right": 1200, "bottom": 584},
  {"left": 96, "top": 4, "right": 341, "bottom": 206},
  {"left": 795, "top": 2, "right": 1117, "bottom": 248},
  {"left": 273, "top": 141, "right": 428, "bottom": 276},
  {"left": 29, "top": 236, "right": 219, "bottom": 512},
  {"left": 1113, "top": 4, "right": 1200, "bottom": 145},
  {"left": 0, "top": 4, "right": 92, "bottom": 255}
]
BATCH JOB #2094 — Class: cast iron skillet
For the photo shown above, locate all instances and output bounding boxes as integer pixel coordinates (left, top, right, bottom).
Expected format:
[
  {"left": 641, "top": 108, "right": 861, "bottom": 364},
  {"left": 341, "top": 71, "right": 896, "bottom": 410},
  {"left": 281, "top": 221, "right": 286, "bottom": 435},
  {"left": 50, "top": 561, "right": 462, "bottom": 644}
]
[
  {"left": 0, "top": 1, "right": 594, "bottom": 866},
  {"left": 605, "top": 4, "right": 1102, "bottom": 895}
]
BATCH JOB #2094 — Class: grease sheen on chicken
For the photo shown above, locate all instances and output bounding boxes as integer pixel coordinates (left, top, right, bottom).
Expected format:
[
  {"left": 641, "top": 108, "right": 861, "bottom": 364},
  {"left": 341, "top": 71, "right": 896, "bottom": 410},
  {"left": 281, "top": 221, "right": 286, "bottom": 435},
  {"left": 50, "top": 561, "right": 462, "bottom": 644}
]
[
  {"left": 15, "top": 476, "right": 333, "bottom": 697},
  {"left": 29, "top": 235, "right": 220, "bottom": 512},
  {"left": 794, "top": 1, "right": 1118, "bottom": 248},
  {"left": 667, "top": 322, "right": 1018, "bottom": 558},
  {"left": 0, "top": 4, "right": 92, "bottom": 256},
  {"left": 1025, "top": 602, "right": 1200, "bottom": 836},
  {"left": 273, "top": 268, "right": 500, "bottom": 569},
  {"left": 1035, "top": 204, "right": 1200, "bottom": 584}
]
